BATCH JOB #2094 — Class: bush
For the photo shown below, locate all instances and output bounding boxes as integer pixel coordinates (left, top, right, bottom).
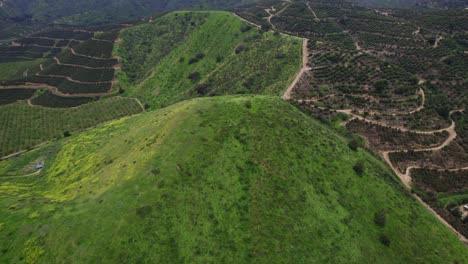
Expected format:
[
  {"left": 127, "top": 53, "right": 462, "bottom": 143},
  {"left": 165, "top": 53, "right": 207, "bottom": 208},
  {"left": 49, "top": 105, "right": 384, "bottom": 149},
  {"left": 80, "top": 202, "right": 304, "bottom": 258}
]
[
  {"left": 348, "top": 138, "right": 361, "bottom": 151},
  {"left": 235, "top": 45, "right": 246, "bottom": 54},
  {"left": 353, "top": 160, "right": 365, "bottom": 175},
  {"left": 188, "top": 53, "right": 205, "bottom": 64},
  {"left": 63, "top": 131, "right": 71, "bottom": 137},
  {"left": 188, "top": 72, "right": 201, "bottom": 81},
  {"left": 240, "top": 25, "right": 252, "bottom": 33},
  {"left": 195, "top": 84, "right": 210, "bottom": 95},
  {"left": 374, "top": 210, "right": 387, "bottom": 227},
  {"left": 261, "top": 24, "right": 272, "bottom": 32},
  {"left": 379, "top": 234, "right": 391, "bottom": 247}
]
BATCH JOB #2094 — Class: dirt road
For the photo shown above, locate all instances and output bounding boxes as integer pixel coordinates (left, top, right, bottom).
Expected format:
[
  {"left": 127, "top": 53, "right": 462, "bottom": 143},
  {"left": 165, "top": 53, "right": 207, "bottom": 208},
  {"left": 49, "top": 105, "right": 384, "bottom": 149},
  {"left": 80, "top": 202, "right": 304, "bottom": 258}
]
[{"left": 282, "top": 38, "right": 309, "bottom": 100}]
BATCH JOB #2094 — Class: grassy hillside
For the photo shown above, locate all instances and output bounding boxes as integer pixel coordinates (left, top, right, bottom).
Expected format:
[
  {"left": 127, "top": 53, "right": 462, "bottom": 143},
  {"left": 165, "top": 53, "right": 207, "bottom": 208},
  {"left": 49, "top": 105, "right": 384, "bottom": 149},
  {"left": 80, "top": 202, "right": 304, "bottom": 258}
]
[
  {"left": 0, "top": 97, "right": 143, "bottom": 157},
  {"left": 116, "top": 11, "right": 301, "bottom": 108},
  {"left": 0, "top": 96, "right": 465, "bottom": 263}
]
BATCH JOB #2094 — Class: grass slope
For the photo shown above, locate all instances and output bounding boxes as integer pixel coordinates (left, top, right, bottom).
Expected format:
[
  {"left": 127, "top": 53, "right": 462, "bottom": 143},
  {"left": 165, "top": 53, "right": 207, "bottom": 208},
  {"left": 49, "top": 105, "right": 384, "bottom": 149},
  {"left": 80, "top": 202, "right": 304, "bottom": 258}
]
[
  {"left": 0, "top": 97, "right": 143, "bottom": 157},
  {"left": 0, "top": 58, "right": 45, "bottom": 81},
  {"left": 116, "top": 11, "right": 301, "bottom": 108},
  {"left": 0, "top": 96, "right": 465, "bottom": 263}
]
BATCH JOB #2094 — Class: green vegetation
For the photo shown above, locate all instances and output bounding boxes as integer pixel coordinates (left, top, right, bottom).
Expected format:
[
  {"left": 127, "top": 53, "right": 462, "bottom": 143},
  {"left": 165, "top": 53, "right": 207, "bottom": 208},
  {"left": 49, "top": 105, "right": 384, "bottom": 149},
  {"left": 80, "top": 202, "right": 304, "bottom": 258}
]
[
  {"left": 0, "top": 96, "right": 465, "bottom": 263},
  {"left": 116, "top": 11, "right": 302, "bottom": 108},
  {"left": 0, "top": 97, "right": 143, "bottom": 157},
  {"left": 0, "top": 59, "right": 45, "bottom": 81}
]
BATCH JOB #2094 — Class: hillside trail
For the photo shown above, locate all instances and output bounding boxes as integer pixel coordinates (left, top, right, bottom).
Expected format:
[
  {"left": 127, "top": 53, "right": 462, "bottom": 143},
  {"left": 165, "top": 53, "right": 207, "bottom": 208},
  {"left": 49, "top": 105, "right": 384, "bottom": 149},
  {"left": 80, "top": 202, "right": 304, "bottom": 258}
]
[
  {"left": 35, "top": 72, "right": 115, "bottom": 85},
  {"left": 282, "top": 38, "right": 310, "bottom": 100},
  {"left": 434, "top": 36, "right": 443, "bottom": 48},
  {"left": 232, "top": 13, "right": 261, "bottom": 29},
  {"left": 0, "top": 169, "right": 42, "bottom": 179},
  {"left": 70, "top": 48, "right": 116, "bottom": 61},
  {"left": 0, "top": 84, "right": 116, "bottom": 98},
  {"left": 305, "top": 2, "right": 320, "bottom": 21},
  {"left": 265, "top": 2, "right": 291, "bottom": 31},
  {"left": 54, "top": 57, "right": 115, "bottom": 70}
]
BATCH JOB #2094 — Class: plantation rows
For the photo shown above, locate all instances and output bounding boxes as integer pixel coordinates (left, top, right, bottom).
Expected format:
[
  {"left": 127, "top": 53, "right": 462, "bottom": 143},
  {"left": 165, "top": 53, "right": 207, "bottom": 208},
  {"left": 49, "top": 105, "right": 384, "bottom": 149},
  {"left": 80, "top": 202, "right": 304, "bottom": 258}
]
[
  {"left": 0, "top": 45, "right": 61, "bottom": 61},
  {"left": 30, "top": 30, "right": 93, "bottom": 40},
  {"left": 73, "top": 40, "right": 114, "bottom": 59},
  {"left": 41, "top": 63, "right": 115, "bottom": 83},
  {"left": 412, "top": 168, "right": 468, "bottom": 193},
  {"left": 389, "top": 143, "right": 468, "bottom": 174},
  {"left": 57, "top": 50, "right": 118, "bottom": 68},
  {"left": 393, "top": 9, "right": 468, "bottom": 33},
  {"left": 0, "top": 89, "right": 35, "bottom": 105},
  {"left": 29, "top": 75, "right": 112, "bottom": 94},
  {"left": 31, "top": 91, "right": 96, "bottom": 108},
  {"left": 0, "top": 97, "right": 143, "bottom": 157},
  {"left": 94, "top": 31, "right": 120, "bottom": 42},
  {"left": 16, "top": 38, "right": 57, "bottom": 47},
  {"left": 346, "top": 119, "right": 448, "bottom": 151}
]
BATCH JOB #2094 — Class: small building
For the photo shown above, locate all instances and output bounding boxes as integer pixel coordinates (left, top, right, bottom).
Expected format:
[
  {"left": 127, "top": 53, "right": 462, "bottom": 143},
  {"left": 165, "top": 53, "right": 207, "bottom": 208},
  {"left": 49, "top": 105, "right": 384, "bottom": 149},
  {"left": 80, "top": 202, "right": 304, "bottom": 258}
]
[
  {"left": 35, "top": 163, "right": 44, "bottom": 170},
  {"left": 463, "top": 205, "right": 468, "bottom": 211}
]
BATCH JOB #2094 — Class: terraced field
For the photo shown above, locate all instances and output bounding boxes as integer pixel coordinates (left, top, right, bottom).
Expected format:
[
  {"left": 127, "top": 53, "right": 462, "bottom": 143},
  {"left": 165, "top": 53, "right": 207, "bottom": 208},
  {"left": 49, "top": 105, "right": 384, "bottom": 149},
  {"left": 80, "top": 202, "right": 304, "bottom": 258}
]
[
  {"left": 235, "top": 0, "right": 468, "bottom": 242},
  {"left": 0, "top": 26, "right": 148, "bottom": 158}
]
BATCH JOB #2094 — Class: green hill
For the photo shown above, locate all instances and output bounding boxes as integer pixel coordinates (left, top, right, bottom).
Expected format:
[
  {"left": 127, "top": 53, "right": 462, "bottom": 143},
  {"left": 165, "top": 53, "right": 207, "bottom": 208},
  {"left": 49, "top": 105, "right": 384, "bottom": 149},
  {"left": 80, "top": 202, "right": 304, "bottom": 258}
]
[
  {"left": 115, "top": 11, "right": 302, "bottom": 108},
  {"left": 0, "top": 96, "right": 465, "bottom": 263}
]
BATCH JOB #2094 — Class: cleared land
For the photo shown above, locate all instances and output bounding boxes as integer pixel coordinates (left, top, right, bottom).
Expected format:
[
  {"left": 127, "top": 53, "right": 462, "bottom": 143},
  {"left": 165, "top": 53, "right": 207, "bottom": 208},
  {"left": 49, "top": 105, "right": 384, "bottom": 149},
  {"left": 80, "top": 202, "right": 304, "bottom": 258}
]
[{"left": 0, "top": 96, "right": 466, "bottom": 263}]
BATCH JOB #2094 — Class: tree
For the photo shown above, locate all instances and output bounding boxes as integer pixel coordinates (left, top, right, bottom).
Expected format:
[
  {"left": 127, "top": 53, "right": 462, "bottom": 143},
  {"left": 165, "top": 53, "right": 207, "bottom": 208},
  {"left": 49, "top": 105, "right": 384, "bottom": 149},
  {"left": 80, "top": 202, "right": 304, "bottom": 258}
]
[{"left": 63, "top": 131, "right": 71, "bottom": 137}]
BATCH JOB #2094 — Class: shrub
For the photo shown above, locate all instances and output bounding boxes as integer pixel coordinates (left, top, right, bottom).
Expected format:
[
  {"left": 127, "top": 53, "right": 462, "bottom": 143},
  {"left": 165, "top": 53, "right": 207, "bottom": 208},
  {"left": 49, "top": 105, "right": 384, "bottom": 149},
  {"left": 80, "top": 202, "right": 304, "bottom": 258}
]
[
  {"left": 195, "top": 84, "right": 210, "bottom": 95},
  {"left": 261, "top": 24, "right": 272, "bottom": 32},
  {"left": 188, "top": 53, "right": 205, "bottom": 64},
  {"left": 63, "top": 131, "right": 71, "bottom": 137},
  {"left": 374, "top": 210, "right": 387, "bottom": 227},
  {"left": 348, "top": 138, "right": 360, "bottom": 151},
  {"left": 136, "top": 205, "right": 152, "bottom": 218},
  {"left": 379, "top": 234, "right": 391, "bottom": 247},
  {"left": 353, "top": 160, "right": 365, "bottom": 175},
  {"left": 188, "top": 72, "right": 201, "bottom": 81},
  {"left": 235, "top": 45, "right": 246, "bottom": 54},
  {"left": 245, "top": 100, "right": 252, "bottom": 109},
  {"left": 240, "top": 24, "right": 252, "bottom": 33}
]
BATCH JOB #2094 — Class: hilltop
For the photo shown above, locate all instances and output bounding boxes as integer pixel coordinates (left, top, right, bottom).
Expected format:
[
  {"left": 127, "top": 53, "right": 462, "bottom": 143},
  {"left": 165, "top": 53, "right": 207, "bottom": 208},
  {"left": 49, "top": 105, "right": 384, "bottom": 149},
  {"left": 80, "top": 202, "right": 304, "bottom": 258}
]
[
  {"left": 0, "top": 96, "right": 465, "bottom": 263},
  {"left": 115, "top": 11, "right": 302, "bottom": 108}
]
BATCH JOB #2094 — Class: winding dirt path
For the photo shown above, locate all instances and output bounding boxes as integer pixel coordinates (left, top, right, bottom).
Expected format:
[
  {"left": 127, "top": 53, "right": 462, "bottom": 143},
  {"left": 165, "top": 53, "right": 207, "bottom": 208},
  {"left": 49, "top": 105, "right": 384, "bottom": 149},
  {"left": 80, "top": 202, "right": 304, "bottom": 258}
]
[
  {"left": 0, "top": 169, "right": 42, "bottom": 179},
  {"left": 0, "top": 84, "right": 116, "bottom": 98},
  {"left": 282, "top": 38, "right": 309, "bottom": 100},
  {"left": 35, "top": 73, "right": 114, "bottom": 85},
  {"left": 232, "top": 13, "right": 261, "bottom": 29},
  {"left": 54, "top": 57, "right": 115, "bottom": 70},
  {"left": 264, "top": 3, "right": 291, "bottom": 31},
  {"left": 70, "top": 48, "right": 116, "bottom": 61},
  {"left": 434, "top": 36, "right": 443, "bottom": 48}
]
